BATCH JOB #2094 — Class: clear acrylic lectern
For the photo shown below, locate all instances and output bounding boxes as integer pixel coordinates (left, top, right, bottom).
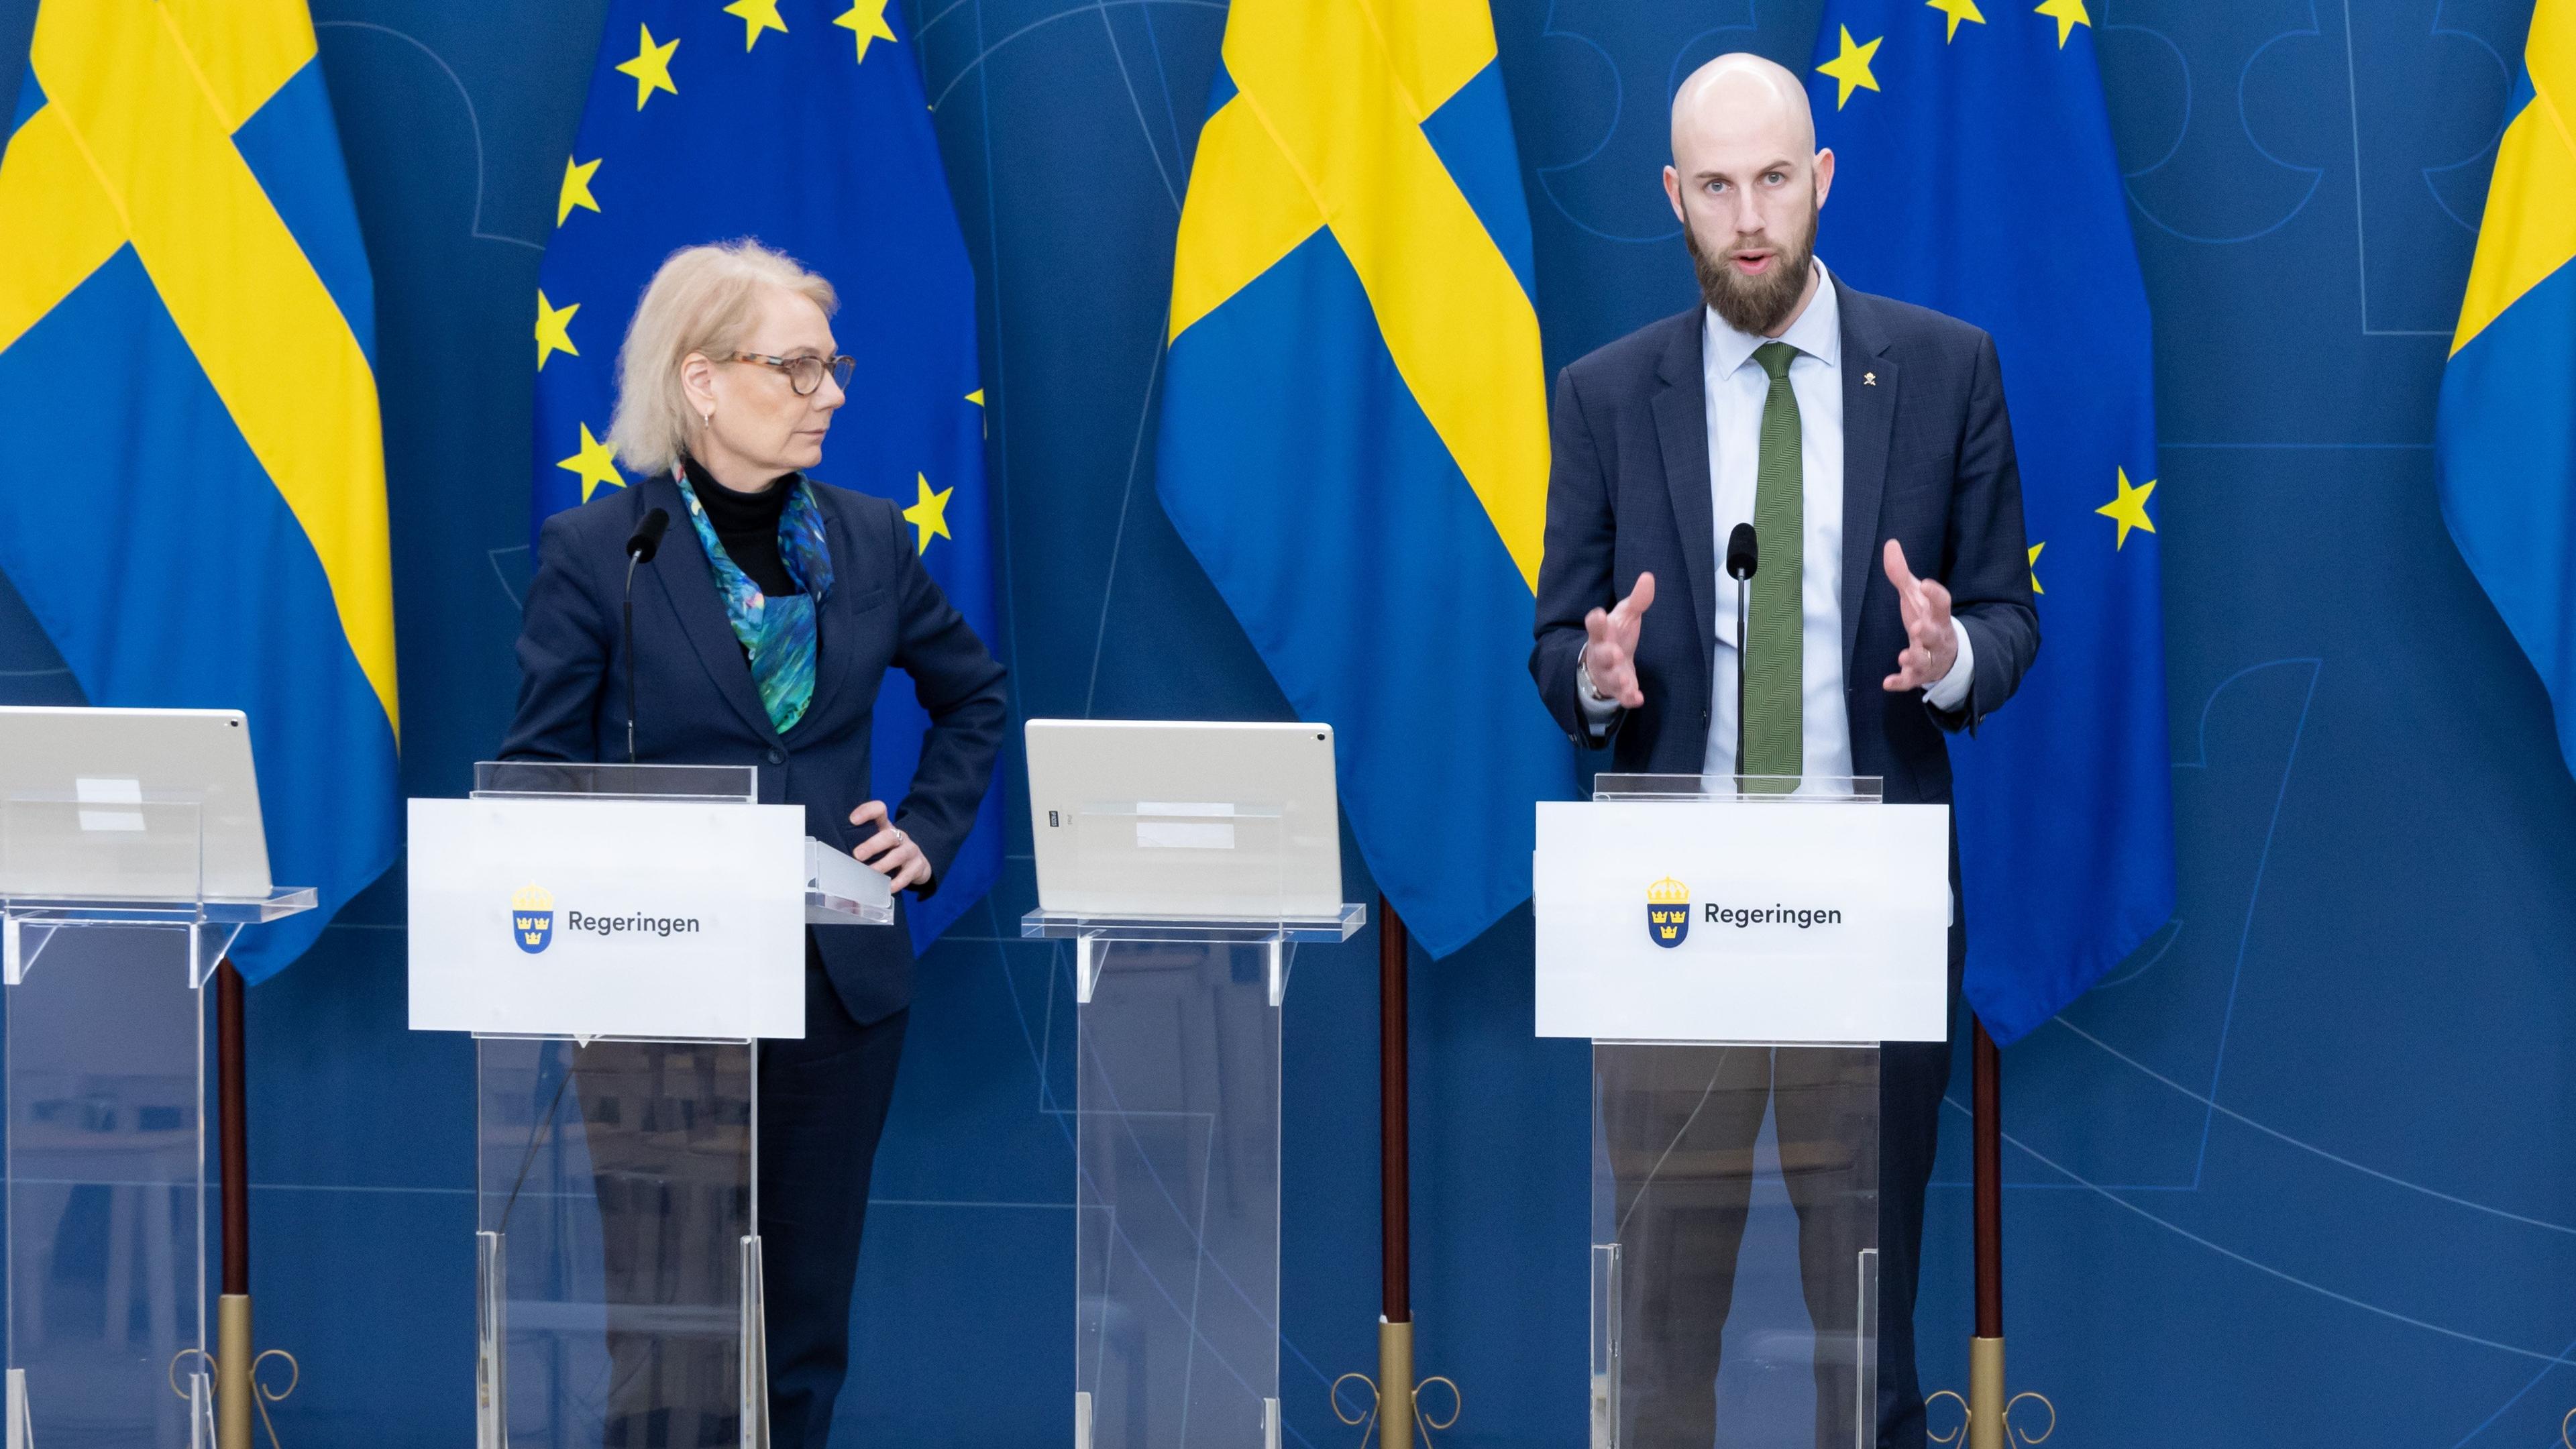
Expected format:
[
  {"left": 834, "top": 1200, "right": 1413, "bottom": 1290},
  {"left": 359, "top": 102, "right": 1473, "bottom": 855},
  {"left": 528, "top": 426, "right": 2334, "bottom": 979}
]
[
  {"left": 1579, "top": 775, "right": 1898, "bottom": 1449},
  {"left": 0, "top": 792, "right": 314, "bottom": 1448},
  {"left": 456, "top": 762, "right": 888, "bottom": 1449},
  {"left": 1024, "top": 800, "right": 1362, "bottom": 1449}
]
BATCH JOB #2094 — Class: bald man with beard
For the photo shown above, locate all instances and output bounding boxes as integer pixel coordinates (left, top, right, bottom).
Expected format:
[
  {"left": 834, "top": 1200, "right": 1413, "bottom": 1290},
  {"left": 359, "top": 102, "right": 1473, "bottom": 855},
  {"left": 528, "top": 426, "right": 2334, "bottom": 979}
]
[{"left": 1529, "top": 54, "right": 2039, "bottom": 1449}]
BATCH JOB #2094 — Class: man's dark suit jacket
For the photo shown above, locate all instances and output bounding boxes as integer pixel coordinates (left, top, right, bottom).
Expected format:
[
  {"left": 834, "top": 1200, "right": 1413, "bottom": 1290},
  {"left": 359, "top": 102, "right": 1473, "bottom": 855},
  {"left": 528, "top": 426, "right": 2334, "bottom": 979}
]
[
  {"left": 501, "top": 470, "right": 1008, "bottom": 1024},
  {"left": 1530, "top": 276, "right": 2039, "bottom": 804}
]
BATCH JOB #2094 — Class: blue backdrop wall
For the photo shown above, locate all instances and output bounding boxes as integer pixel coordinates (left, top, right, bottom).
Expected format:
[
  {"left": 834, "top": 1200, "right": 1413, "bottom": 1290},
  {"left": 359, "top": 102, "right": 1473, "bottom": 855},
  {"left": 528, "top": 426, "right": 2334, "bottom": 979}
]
[{"left": 2, "top": 0, "right": 2572, "bottom": 1443}]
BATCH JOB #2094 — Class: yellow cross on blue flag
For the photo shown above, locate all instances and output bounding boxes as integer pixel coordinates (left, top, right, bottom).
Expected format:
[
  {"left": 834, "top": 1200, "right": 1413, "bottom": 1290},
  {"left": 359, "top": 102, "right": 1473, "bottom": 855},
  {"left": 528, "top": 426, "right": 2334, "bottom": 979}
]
[
  {"left": 2438, "top": 1, "right": 2576, "bottom": 781},
  {"left": 1155, "top": 0, "right": 1576, "bottom": 957},
  {"left": 1811, "top": 0, "right": 2177, "bottom": 1042},
  {"left": 0, "top": 0, "right": 401, "bottom": 981},
  {"left": 530, "top": 0, "right": 1002, "bottom": 949}
]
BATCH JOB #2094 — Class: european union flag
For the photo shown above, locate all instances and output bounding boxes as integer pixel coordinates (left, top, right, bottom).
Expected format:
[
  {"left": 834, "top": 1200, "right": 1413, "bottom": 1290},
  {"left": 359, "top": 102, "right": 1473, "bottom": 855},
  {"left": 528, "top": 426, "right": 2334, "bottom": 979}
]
[
  {"left": 1810, "top": 0, "right": 2176, "bottom": 1043},
  {"left": 0, "top": 0, "right": 400, "bottom": 981},
  {"left": 1155, "top": 0, "right": 1576, "bottom": 957},
  {"left": 2438, "top": 1, "right": 2576, "bottom": 781},
  {"left": 531, "top": 0, "right": 1002, "bottom": 949}
]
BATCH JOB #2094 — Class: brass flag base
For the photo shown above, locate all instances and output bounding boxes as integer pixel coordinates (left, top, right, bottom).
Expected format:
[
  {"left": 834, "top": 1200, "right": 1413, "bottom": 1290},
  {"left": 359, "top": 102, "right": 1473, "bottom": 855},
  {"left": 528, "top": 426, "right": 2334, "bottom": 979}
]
[
  {"left": 218, "top": 1293, "right": 252, "bottom": 1449},
  {"left": 1968, "top": 1335, "right": 2003, "bottom": 1449},
  {"left": 1379, "top": 1318, "right": 1414, "bottom": 1447},
  {"left": 1941, "top": 1023, "right": 2053, "bottom": 1446},
  {"left": 1929, "top": 1337, "right": 2054, "bottom": 1448},
  {"left": 1330, "top": 1318, "right": 1460, "bottom": 1448}
]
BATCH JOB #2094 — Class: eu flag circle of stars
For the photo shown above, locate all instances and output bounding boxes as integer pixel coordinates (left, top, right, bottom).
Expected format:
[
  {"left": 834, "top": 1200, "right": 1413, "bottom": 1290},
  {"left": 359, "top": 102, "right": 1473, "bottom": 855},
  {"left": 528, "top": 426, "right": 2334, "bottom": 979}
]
[
  {"left": 1814, "top": 0, "right": 2156, "bottom": 598},
  {"left": 535, "top": 0, "right": 965, "bottom": 557}
]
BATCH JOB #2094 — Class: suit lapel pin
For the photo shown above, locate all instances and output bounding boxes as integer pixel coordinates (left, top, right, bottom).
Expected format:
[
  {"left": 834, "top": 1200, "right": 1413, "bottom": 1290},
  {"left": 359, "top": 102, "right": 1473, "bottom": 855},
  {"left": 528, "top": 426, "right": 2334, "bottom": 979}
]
[{"left": 1863, "top": 371, "right": 1878, "bottom": 386}]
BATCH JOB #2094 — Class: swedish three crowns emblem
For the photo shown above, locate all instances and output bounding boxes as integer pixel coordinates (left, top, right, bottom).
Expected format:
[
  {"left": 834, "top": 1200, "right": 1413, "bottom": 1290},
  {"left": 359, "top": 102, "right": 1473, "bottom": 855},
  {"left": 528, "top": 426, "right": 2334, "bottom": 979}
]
[
  {"left": 513, "top": 885, "right": 555, "bottom": 955},
  {"left": 1646, "top": 876, "right": 1690, "bottom": 949}
]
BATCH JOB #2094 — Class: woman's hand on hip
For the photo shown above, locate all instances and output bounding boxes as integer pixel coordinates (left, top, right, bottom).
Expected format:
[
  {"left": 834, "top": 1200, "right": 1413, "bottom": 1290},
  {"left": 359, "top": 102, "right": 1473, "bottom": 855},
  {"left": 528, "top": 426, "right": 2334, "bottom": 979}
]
[{"left": 849, "top": 800, "right": 932, "bottom": 891}]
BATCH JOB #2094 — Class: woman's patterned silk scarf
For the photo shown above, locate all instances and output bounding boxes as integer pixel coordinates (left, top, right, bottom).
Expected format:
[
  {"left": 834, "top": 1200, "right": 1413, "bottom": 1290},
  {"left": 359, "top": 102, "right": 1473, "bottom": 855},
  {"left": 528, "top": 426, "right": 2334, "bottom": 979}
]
[{"left": 674, "top": 467, "right": 835, "bottom": 734}]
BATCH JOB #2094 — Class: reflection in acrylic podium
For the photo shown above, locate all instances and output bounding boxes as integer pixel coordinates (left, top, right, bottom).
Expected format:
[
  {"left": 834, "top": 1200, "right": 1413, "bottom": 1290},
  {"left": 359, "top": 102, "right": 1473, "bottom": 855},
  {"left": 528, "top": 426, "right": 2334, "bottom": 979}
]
[
  {"left": 1591, "top": 1038, "right": 1882, "bottom": 1448},
  {"left": 1537, "top": 775, "right": 1951, "bottom": 1449},
  {"left": 1019, "top": 725, "right": 1361, "bottom": 1449},
  {"left": 0, "top": 713, "right": 315, "bottom": 1448},
  {"left": 475, "top": 1035, "right": 762, "bottom": 1449},
  {"left": 1030, "top": 906, "right": 1361, "bottom": 1449},
  {"left": 408, "top": 761, "right": 892, "bottom": 1449}
]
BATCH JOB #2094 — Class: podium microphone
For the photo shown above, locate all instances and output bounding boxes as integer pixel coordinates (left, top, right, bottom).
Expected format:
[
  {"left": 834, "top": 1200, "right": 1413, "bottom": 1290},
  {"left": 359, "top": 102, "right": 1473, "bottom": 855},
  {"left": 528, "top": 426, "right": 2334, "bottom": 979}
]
[
  {"left": 1725, "top": 523, "right": 1758, "bottom": 782},
  {"left": 623, "top": 508, "right": 670, "bottom": 765}
]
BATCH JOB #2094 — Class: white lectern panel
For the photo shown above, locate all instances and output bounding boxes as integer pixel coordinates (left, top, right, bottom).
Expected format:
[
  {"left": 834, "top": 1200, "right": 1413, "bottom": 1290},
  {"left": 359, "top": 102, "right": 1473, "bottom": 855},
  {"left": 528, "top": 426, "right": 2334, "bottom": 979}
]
[
  {"left": 1532, "top": 799, "right": 1949, "bottom": 1042},
  {"left": 407, "top": 796, "right": 804, "bottom": 1038}
]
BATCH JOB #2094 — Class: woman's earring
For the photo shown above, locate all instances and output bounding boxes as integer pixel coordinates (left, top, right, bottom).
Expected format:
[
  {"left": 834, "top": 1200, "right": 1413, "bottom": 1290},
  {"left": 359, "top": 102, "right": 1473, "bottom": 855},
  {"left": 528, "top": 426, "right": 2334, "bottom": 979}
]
[{"left": 700, "top": 409, "right": 714, "bottom": 429}]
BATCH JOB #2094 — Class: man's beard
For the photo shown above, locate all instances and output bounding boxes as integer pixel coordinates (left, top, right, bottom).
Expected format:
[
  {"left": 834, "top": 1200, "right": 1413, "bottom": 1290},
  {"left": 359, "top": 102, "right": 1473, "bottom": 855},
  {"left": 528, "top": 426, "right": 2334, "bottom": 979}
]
[{"left": 1686, "top": 197, "right": 1817, "bottom": 337}]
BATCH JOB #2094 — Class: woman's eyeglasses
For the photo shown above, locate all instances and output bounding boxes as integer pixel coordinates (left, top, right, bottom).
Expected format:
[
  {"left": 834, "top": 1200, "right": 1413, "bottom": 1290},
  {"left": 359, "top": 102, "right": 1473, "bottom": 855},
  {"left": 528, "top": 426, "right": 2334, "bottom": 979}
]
[{"left": 717, "top": 351, "right": 857, "bottom": 396}]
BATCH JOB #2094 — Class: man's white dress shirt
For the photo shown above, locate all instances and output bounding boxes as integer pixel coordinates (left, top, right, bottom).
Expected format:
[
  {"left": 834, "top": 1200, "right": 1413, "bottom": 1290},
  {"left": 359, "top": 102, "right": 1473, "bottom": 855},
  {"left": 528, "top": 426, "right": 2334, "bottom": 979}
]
[{"left": 1581, "top": 260, "right": 1974, "bottom": 781}]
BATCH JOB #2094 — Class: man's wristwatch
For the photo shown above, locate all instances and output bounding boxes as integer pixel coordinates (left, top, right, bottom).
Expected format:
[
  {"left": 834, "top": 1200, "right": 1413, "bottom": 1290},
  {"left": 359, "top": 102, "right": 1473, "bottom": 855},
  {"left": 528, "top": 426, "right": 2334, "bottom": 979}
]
[{"left": 1576, "top": 644, "right": 1615, "bottom": 705}]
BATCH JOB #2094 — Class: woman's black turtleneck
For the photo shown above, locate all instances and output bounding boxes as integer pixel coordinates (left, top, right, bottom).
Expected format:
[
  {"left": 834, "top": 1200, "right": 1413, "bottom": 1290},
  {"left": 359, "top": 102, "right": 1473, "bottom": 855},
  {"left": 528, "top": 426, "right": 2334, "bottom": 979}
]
[{"left": 682, "top": 455, "right": 800, "bottom": 598}]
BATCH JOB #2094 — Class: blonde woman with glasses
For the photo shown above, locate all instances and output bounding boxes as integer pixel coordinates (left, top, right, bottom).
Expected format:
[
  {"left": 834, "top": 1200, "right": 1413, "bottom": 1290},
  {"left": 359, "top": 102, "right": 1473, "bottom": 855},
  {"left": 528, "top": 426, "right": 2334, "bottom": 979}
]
[{"left": 502, "top": 239, "right": 1006, "bottom": 1446}]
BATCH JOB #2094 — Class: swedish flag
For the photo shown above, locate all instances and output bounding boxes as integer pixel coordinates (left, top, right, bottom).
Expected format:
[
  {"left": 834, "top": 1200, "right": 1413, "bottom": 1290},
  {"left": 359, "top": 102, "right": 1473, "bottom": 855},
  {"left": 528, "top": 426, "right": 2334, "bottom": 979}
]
[
  {"left": 530, "top": 0, "right": 1002, "bottom": 951},
  {"left": 1156, "top": 0, "right": 1574, "bottom": 957},
  {"left": 0, "top": 0, "right": 400, "bottom": 980},
  {"left": 2438, "top": 1, "right": 2576, "bottom": 781},
  {"left": 1811, "top": 0, "right": 2176, "bottom": 1042}
]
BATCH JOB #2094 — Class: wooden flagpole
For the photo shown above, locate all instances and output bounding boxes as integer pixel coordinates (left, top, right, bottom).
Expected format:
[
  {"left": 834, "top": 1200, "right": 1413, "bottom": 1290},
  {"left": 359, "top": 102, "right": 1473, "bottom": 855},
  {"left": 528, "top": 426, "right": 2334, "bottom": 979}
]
[
  {"left": 215, "top": 959, "right": 254, "bottom": 1449},
  {"left": 1968, "top": 1016, "right": 2004, "bottom": 1449},
  {"left": 1377, "top": 898, "right": 1415, "bottom": 1448}
]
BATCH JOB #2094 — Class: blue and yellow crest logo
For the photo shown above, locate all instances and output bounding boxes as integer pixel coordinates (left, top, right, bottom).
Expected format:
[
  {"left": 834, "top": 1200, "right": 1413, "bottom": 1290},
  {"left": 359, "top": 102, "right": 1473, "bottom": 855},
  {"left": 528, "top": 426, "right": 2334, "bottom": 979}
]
[
  {"left": 512, "top": 885, "right": 555, "bottom": 955},
  {"left": 1646, "top": 876, "right": 1690, "bottom": 949}
]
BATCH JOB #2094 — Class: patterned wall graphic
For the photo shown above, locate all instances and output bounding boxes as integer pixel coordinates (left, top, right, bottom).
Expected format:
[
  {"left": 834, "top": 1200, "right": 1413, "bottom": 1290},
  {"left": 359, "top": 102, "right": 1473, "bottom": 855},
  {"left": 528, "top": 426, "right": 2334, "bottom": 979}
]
[{"left": 1, "top": 0, "right": 2570, "bottom": 1443}]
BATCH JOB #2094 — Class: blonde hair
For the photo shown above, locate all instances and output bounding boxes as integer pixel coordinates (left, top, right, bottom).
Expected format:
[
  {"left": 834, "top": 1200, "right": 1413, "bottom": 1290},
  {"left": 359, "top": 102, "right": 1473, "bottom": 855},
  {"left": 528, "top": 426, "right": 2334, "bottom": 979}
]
[{"left": 608, "top": 239, "right": 839, "bottom": 475}]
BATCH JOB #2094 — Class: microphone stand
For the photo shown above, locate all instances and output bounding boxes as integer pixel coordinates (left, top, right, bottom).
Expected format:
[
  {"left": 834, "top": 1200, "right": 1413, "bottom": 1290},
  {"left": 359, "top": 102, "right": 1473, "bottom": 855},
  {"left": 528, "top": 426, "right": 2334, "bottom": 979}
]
[
  {"left": 1734, "top": 581, "right": 1749, "bottom": 793},
  {"left": 620, "top": 504, "right": 669, "bottom": 766},
  {"left": 1725, "top": 522, "right": 1758, "bottom": 795},
  {"left": 624, "top": 553, "right": 642, "bottom": 765}
]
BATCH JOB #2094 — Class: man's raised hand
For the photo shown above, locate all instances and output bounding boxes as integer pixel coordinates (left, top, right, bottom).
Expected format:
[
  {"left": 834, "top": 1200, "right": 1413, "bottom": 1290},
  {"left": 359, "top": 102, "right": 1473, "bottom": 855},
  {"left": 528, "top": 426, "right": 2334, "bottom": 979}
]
[
  {"left": 1582, "top": 572, "right": 1656, "bottom": 710},
  {"left": 1879, "top": 540, "right": 1958, "bottom": 692}
]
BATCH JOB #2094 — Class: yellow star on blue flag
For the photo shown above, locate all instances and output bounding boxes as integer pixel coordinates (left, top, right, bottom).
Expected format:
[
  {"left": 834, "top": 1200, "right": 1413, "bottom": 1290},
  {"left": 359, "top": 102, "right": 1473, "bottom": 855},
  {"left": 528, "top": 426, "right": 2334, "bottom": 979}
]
[
  {"left": 2094, "top": 467, "right": 2156, "bottom": 549},
  {"left": 613, "top": 24, "right": 680, "bottom": 109},
  {"left": 1817, "top": 25, "right": 1884, "bottom": 107},
  {"left": 535, "top": 290, "right": 580, "bottom": 369},
  {"left": 833, "top": 0, "right": 898, "bottom": 64},
  {"left": 2034, "top": 0, "right": 2090, "bottom": 47},
  {"left": 557, "top": 157, "right": 602, "bottom": 225},
  {"left": 1928, "top": 0, "right": 1985, "bottom": 41},
  {"left": 723, "top": 0, "right": 788, "bottom": 50},
  {"left": 902, "top": 473, "right": 951, "bottom": 551}
]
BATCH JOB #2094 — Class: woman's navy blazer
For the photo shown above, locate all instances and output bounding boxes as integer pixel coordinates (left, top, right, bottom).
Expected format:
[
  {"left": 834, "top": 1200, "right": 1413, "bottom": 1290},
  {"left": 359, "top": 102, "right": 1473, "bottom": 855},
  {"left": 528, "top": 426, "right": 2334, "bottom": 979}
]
[{"left": 500, "top": 469, "right": 1008, "bottom": 1024}]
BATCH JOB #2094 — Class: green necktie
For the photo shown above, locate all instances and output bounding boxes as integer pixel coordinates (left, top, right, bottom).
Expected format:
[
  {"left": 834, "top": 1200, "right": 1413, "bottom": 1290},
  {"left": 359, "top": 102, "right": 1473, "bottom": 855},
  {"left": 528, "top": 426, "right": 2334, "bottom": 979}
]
[{"left": 1741, "top": 341, "right": 1803, "bottom": 785}]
